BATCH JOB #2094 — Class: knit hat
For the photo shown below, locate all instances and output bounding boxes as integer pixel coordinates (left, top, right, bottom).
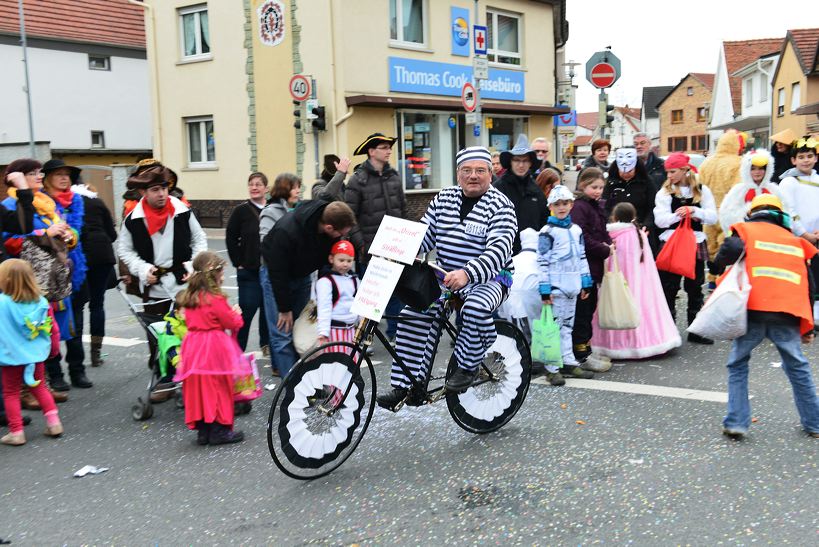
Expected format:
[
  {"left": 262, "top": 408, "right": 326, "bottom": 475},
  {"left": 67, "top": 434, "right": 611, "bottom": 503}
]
[
  {"left": 547, "top": 184, "right": 574, "bottom": 205},
  {"left": 330, "top": 240, "right": 355, "bottom": 257},
  {"left": 455, "top": 146, "right": 492, "bottom": 168}
]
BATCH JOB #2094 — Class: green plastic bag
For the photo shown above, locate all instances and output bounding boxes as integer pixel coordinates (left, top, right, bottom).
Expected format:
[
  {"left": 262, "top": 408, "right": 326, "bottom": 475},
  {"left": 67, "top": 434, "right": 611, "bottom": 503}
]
[{"left": 531, "top": 304, "right": 563, "bottom": 367}]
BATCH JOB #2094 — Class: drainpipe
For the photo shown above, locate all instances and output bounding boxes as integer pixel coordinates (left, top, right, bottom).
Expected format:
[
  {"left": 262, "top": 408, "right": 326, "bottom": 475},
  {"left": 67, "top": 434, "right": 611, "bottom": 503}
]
[{"left": 128, "top": 0, "right": 163, "bottom": 160}]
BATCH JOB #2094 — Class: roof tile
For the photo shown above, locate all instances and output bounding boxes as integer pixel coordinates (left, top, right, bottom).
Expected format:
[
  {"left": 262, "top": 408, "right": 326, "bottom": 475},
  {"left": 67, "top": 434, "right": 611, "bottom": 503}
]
[{"left": 722, "top": 38, "right": 783, "bottom": 116}]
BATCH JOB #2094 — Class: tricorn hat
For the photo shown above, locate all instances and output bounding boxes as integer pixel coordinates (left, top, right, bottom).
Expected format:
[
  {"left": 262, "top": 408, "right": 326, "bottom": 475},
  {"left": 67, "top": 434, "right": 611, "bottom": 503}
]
[
  {"left": 126, "top": 165, "right": 174, "bottom": 190},
  {"left": 42, "top": 159, "right": 81, "bottom": 184},
  {"left": 353, "top": 133, "right": 397, "bottom": 156},
  {"left": 499, "top": 134, "right": 538, "bottom": 170}
]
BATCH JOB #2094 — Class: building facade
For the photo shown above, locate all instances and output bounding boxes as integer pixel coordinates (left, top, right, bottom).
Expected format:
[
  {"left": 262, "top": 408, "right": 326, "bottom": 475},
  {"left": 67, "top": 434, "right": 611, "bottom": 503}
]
[
  {"left": 640, "top": 85, "right": 674, "bottom": 146},
  {"left": 771, "top": 28, "right": 819, "bottom": 138},
  {"left": 139, "top": 0, "right": 569, "bottom": 222},
  {"left": 657, "top": 73, "right": 714, "bottom": 156}
]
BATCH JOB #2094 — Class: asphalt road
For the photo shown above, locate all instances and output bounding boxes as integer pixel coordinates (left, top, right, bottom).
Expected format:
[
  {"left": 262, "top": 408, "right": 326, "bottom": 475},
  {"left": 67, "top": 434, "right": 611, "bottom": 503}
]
[{"left": 2, "top": 234, "right": 818, "bottom": 545}]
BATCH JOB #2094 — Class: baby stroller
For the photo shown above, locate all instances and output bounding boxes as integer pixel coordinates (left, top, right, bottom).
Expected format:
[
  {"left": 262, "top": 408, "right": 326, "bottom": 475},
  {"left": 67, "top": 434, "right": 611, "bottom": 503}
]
[{"left": 117, "top": 281, "right": 183, "bottom": 420}]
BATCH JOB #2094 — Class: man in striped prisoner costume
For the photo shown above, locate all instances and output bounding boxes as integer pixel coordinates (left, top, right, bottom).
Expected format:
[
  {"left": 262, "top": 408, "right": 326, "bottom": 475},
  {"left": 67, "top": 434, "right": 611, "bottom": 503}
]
[{"left": 376, "top": 147, "right": 518, "bottom": 411}]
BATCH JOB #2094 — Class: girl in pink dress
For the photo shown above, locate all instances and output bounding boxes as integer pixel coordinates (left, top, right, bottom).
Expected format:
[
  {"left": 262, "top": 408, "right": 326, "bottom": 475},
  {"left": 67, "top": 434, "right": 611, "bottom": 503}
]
[
  {"left": 174, "top": 252, "right": 248, "bottom": 445},
  {"left": 591, "top": 203, "right": 681, "bottom": 359}
]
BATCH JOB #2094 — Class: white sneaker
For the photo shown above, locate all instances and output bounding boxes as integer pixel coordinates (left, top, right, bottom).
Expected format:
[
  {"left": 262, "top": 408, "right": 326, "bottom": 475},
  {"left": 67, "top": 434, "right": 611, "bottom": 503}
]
[{"left": 582, "top": 353, "right": 612, "bottom": 372}]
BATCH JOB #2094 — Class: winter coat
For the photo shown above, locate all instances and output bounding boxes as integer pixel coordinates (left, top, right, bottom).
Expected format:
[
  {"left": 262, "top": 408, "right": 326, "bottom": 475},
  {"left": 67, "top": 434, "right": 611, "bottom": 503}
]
[
  {"left": 258, "top": 199, "right": 288, "bottom": 241},
  {"left": 603, "top": 164, "right": 656, "bottom": 227},
  {"left": 770, "top": 144, "right": 792, "bottom": 184},
  {"left": 570, "top": 195, "right": 611, "bottom": 283},
  {"left": 642, "top": 153, "right": 666, "bottom": 193},
  {"left": 493, "top": 170, "right": 549, "bottom": 254},
  {"left": 73, "top": 186, "right": 116, "bottom": 267},
  {"left": 260, "top": 199, "right": 339, "bottom": 313},
  {"left": 226, "top": 200, "right": 263, "bottom": 270},
  {"left": 344, "top": 159, "right": 406, "bottom": 259}
]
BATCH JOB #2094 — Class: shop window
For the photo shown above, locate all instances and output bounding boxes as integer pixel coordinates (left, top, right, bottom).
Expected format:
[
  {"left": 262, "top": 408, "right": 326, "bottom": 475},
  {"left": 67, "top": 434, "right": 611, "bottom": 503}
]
[
  {"left": 691, "top": 135, "right": 707, "bottom": 151},
  {"left": 671, "top": 109, "right": 683, "bottom": 124},
  {"left": 179, "top": 4, "right": 211, "bottom": 60},
  {"left": 667, "top": 137, "right": 687, "bottom": 152},
  {"left": 398, "top": 112, "right": 457, "bottom": 190},
  {"left": 389, "top": 0, "right": 426, "bottom": 46},
  {"left": 486, "top": 9, "right": 521, "bottom": 66},
  {"left": 185, "top": 116, "right": 216, "bottom": 166}
]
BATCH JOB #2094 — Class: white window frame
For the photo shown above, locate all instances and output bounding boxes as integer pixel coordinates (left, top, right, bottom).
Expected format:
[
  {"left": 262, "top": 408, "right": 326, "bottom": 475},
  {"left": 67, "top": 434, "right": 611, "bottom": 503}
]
[
  {"left": 759, "top": 73, "right": 768, "bottom": 102},
  {"left": 90, "top": 131, "right": 105, "bottom": 149},
  {"left": 790, "top": 82, "right": 801, "bottom": 112},
  {"left": 389, "top": 0, "right": 427, "bottom": 47},
  {"left": 178, "top": 4, "right": 211, "bottom": 61},
  {"left": 88, "top": 55, "right": 110, "bottom": 71},
  {"left": 777, "top": 87, "right": 785, "bottom": 116},
  {"left": 744, "top": 77, "right": 754, "bottom": 107},
  {"left": 486, "top": 8, "right": 522, "bottom": 66},
  {"left": 185, "top": 116, "right": 216, "bottom": 167}
]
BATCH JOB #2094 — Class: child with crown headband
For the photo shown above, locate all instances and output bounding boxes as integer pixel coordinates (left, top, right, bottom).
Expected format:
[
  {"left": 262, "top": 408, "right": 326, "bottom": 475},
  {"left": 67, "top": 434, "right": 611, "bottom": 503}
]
[{"left": 174, "top": 251, "right": 249, "bottom": 445}]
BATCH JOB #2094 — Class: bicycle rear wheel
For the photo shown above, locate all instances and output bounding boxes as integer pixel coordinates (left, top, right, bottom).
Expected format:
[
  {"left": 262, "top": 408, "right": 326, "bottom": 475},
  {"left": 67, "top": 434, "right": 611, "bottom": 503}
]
[
  {"left": 267, "top": 347, "right": 376, "bottom": 480},
  {"left": 446, "top": 319, "right": 531, "bottom": 434}
]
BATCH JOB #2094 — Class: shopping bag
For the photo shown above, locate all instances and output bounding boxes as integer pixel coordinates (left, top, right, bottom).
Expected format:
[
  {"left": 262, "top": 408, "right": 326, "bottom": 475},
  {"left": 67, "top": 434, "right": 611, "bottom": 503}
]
[
  {"left": 687, "top": 255, "right": 750, "bottom": 340},
  {"left": 292, "top": 300, "right": 319, "bottom": 356},
  {"left": 655, "top": 214, "right": 697, "bottom": 279},
  {"left": 530, "top": 305, "right": 563, "bottom": 366},
  {"left": 234, "top": 353, "right": 262, "bottom": 402},
  {"left": 597, "top": 252, "right": 641, "bottom": 330}
]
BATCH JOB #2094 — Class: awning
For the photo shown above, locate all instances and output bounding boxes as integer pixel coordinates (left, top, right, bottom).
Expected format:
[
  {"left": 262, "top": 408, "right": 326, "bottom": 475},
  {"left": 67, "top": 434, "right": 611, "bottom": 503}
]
[
  {"left": 793, "top": 102, "right": 819, "bottom": 116},
  {"left": 708, "top": 115, "right": 769, "bottom": 132},
  {"left": 345, "top": 94, "right": 570, "bottom": 116}
]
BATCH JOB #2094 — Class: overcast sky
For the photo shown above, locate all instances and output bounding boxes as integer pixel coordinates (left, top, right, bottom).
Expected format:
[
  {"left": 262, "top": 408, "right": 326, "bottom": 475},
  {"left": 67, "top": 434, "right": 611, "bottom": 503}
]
[{"left": 564, "top": 1, "right": 819, "bottom": 114}]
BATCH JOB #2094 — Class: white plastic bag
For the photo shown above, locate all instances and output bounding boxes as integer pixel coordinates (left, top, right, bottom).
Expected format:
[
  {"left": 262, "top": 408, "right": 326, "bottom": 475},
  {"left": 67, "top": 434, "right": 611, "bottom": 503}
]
[
  {"left": 687, "top": 255, "right": 750, "bottom": 340},
  {"left": 292, "top": 300, "right": 319, "bottom": 356},
  {"left": 597, "top": 252, "right": 640, "bottom": 330}
]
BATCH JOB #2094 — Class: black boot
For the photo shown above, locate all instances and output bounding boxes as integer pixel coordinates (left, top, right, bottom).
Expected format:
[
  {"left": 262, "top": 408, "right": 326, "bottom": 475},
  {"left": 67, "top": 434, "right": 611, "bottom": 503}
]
[
  {"left": 445, "top": 367, "right": 478, "bottom": 393},
  {"left": 208, "top": 424, "right": 244, "bottom": 445},
  {"left": 90, "top": 336, "right": 105, "bottom": 367},
  {"left": 376, "top": 388, "right": 409, "bottom": 412},
  {"left": 234, "top": 401, "right": 252, "bottom": 416},
  {"left": 45, "top": 357, "right": 70, "bottom": 391},
  {"left": 196, "top": 421, "right": 210, "bottom": 445},
  {"left": 70, "top": 370, "right": 94, "bottom": 388}
]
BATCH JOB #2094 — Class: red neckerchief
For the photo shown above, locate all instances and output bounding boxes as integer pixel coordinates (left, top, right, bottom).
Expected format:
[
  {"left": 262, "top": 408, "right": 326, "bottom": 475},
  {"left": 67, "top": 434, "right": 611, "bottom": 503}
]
[
  {"left": 142, "top": 199, "right": 175, "bottom": 236},
  {"left": 743, "top": 187, "right": 770, "bottom": 203},
  {"left": 52, "top": 189, "right": 75, "bottom": 209}
]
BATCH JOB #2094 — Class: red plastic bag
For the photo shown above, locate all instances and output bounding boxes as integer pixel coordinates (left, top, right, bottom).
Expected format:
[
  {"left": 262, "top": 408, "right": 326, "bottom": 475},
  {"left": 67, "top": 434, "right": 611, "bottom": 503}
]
[{"left": 655, "top": 214, "right": 697, "bottom": 279}]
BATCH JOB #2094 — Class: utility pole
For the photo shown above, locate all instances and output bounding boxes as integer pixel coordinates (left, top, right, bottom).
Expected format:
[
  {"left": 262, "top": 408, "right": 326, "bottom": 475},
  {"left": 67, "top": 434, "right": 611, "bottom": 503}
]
[{"left": 18, "top": 0, "right": 36, "bottom": 158}]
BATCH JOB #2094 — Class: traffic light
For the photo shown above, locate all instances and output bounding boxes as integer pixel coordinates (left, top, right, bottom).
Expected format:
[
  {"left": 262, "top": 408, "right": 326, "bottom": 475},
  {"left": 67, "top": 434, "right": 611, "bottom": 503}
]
[
  {"left": 598, "top": 95, "right": 616, "bottom": 129},
  {"left": 311, "top": 106, "right": 326, "bottom": 131},
  {"left": 292, "top": 100, "right": 302, "bottom": 129},
  {"left": 605, "top": 104, "right": 615, "bottom": 126}
]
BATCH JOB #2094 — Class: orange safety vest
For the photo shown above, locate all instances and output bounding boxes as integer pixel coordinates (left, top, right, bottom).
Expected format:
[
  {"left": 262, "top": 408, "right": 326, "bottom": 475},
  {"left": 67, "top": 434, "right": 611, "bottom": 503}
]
[{"left": 732, "top": 222, "right": 817, "bottom": 335}]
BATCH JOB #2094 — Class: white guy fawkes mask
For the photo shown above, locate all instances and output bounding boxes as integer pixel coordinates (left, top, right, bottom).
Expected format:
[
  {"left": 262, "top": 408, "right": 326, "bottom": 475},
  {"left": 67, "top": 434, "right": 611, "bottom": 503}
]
[{"left": 616, "top": 148, "right": 637, "bottom": 173}]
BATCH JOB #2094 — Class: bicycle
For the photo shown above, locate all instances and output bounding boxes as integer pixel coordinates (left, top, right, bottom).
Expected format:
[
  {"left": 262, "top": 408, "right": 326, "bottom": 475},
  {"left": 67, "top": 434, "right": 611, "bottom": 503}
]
[{"left": 266, "top": 263, "right": 532, "bottom": 480}]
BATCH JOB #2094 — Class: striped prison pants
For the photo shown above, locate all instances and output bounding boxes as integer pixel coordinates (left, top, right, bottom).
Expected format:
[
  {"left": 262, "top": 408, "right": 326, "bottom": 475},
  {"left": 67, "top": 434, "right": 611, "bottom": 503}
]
[{"left": 389, "top": 281, "right": 506, "bottom": 389}]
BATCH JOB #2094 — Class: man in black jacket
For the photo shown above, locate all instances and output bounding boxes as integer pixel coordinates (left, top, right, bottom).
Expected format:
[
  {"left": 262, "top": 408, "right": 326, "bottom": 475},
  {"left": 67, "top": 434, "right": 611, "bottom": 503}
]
[
  {"left": 634, "top": 132, "right": 666, "bottom": 192},
  {"left": 493, "top": 135, "right": 549, "bottom": 254},
  {"left": 260, "top": 200, "right": 355, "bottom": 377},
  {"left": 226, "top": 172, "right": 269, "bottom": 352}
]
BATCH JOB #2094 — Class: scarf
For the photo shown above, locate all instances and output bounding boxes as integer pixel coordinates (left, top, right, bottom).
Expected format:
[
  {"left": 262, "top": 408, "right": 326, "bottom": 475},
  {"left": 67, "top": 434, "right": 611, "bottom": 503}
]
[
  {"left": 7, "top": 188, "right": 60, "bottom": 226},
  {"left": 142, "top": 199, "right": 175, "bottom": 236},
  {"left": 51, "top": 189, "right": 75, "bottom": 209},
  {"left": 547, "top": 215, "right": 572, "bottom": 228},
  {"left": 743, "top": 187, "right": 771, "bottom": 203}
]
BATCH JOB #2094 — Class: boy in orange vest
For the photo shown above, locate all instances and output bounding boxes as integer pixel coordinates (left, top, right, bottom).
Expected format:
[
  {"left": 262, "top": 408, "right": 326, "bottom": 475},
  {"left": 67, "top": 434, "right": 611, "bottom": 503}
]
[{"left": 713, "top": 194, "right": 819, "bottom": 439}]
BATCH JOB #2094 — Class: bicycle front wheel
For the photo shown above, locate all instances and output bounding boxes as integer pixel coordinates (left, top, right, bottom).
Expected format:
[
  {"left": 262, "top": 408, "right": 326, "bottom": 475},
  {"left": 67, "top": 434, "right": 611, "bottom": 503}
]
[
  {"left": 446, "top": 319, "right": 532, "bottom": 434},
  {"left": 267, "top": 348, "right": 376, "bottom": 480}
]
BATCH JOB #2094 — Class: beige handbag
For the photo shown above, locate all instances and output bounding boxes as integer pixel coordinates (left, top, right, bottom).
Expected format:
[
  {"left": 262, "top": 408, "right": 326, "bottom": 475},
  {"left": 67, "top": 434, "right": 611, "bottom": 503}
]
[
  {"left": 292, "top": 300, "right": 319, "bottom": 356},
  {"left": 597, "top": 252, "right": 640, "bottom": 330}
]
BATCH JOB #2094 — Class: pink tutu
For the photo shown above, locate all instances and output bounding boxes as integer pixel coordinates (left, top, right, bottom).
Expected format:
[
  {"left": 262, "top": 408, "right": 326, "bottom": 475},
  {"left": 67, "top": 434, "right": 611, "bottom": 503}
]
[{"left": 591, "top": 223, "right": 681, "bottom": 359}]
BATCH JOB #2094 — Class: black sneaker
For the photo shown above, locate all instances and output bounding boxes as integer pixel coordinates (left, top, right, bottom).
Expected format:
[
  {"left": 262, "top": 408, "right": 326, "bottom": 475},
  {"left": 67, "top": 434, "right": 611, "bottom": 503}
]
[
  {"left": 208, "top": 424, "right": 244, "bottom": 445},
  {"left": 70, "top": 372, "right": 93, "bottom": 389},
  {"left": 376, "top": 388, "right": 409, "bottom": 411},
  {"left": 561, "top": 366, "right": 594, "bottom": 379},
  {"left": 722, "top": 427, "right": 746, "bottom": 439},
  {"left": 545, "top": 371, "right": 565, "bottom": 386},
  {"left": 688, "top": 333, "right": 714, "bottom": 345},
  {"left": 196, "top": 422, "right": 210, "bottom": 445},
  {"left": 50, "top": 377, "right": 71, "bottom": 392},
  {"left": 445, "top": 367, "right": 478, "bottom": 392}
]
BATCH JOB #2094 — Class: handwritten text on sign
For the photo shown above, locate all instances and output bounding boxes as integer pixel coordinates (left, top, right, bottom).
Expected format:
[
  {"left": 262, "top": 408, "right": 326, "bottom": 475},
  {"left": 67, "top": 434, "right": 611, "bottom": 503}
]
[
  {"left": 350, "top": 257, "right": 405, "bottom": 322},
  {"left": 368, "top": 216, "right": 428, "bottom": 264}
]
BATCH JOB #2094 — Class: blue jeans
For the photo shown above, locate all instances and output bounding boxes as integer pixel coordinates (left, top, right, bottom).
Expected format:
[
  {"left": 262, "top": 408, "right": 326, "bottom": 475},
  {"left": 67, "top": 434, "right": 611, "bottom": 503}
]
[
  {"left": 724, "top": 320, "right": 819, "bottom": 434},
  {"left": 236, "top": 268, "right": 269, "bottom": 351},
  {"left": 259, "top": 265, "right": 311, "bottom": 378}
]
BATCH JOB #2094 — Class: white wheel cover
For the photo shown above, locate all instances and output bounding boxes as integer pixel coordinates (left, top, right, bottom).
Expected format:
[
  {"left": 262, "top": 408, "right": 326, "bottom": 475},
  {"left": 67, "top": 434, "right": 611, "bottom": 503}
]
[
  {"left": 456, "top": 334, "right": 522, "bottom": 421},
  {"left": 285, "top": 361, "right": 361, "bottom": 460}
]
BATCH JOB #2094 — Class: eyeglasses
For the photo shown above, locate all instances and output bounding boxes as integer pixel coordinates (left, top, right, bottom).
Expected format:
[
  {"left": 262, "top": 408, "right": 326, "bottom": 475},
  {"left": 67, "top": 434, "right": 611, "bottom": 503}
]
[
  {"left": 795, "top": 137, "right": 818, "bottom": 149},
  {"left": 459, "top": 167, "right": 489, "bottom": 176}
]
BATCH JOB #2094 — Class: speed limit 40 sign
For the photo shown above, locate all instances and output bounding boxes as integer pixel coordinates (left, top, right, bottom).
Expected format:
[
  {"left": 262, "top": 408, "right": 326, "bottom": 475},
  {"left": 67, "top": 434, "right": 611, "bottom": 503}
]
[{"left": 289, "top": 74, "right": 311, "bottom": 102}]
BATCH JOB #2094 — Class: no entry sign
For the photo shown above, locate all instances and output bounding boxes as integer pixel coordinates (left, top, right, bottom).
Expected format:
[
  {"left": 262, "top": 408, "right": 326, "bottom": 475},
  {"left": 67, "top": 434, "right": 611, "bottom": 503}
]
[{"left": 585, "top": 50, "right": 621, "bottom": 89}]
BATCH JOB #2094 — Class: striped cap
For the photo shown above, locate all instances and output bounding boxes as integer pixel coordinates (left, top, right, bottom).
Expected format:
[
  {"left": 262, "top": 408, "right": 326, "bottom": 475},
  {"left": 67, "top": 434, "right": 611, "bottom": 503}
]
[{"left": 455, "top": 146, "right": 492, "bottom": 167}]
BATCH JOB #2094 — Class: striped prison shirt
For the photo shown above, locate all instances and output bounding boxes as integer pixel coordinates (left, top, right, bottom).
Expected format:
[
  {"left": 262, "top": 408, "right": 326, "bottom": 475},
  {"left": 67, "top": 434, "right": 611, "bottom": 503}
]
[{"left": 420, "top": 186, "right": 517, "bottom": 283}]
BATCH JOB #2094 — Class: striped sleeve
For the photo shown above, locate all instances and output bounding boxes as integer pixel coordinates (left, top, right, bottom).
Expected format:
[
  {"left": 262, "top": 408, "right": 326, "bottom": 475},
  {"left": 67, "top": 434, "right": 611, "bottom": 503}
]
[
  {"left": 419, "top": 193, "right": 438, "bottom": 254},
  {"left": 463, "top": 191, "right": 517, "bottom": 283}
]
